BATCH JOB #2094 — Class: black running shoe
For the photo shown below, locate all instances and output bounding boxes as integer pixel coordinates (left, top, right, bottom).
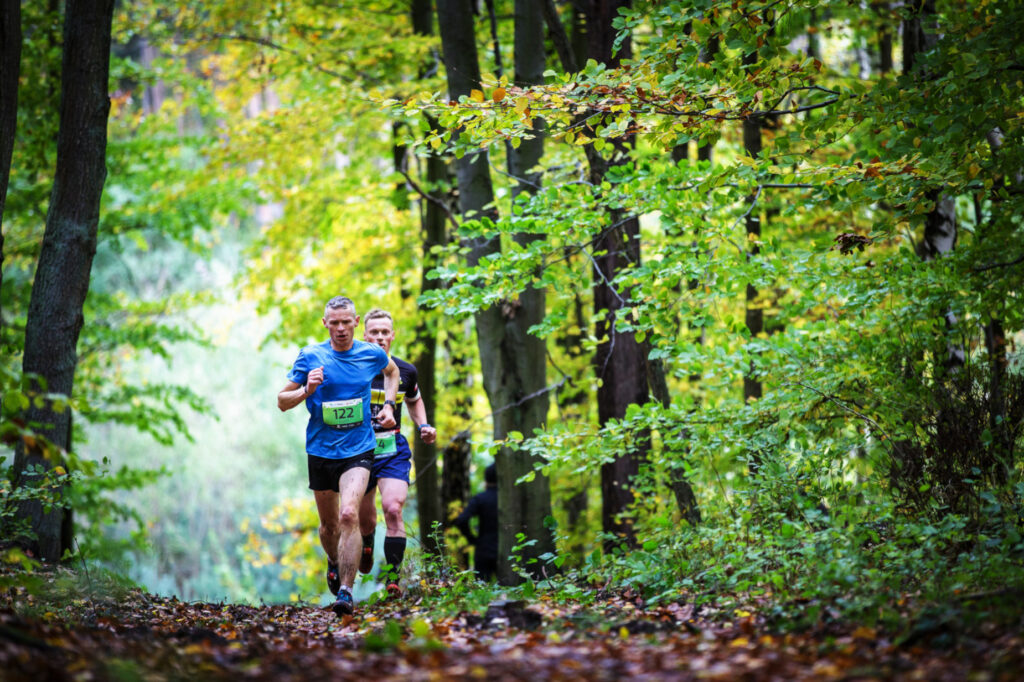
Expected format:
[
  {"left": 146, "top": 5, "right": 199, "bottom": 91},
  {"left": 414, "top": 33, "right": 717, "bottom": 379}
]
[
  {"left": 326, "top": 561, "right": 340, "bottom": 596},
  {"left": 332, "top": 589, "right": 354, "bottom": 617},
  {"left": 358, "top": 546, "right": 374, "bottom": 574}
]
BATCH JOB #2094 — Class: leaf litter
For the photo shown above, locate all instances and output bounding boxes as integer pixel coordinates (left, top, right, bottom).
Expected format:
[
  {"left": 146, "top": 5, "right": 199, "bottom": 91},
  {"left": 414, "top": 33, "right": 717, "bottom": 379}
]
[{"left": 1, "top": 577, "right": 1021, "bottom": 680}]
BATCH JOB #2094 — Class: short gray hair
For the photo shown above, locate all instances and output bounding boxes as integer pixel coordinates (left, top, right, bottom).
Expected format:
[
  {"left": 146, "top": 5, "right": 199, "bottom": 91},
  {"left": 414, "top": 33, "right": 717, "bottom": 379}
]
[{"left": 325, "top": 295, "right": 356, "bottom": 316}]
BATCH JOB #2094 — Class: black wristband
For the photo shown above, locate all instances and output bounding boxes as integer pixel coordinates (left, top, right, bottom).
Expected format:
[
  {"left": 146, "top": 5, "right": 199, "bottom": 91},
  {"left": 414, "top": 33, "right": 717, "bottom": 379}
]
[
  {"left": 384, "top": 399, "right": 396, "bottom": 407},
  {"left": 416, "top": 423, "right": 431, "bottom": 433}
]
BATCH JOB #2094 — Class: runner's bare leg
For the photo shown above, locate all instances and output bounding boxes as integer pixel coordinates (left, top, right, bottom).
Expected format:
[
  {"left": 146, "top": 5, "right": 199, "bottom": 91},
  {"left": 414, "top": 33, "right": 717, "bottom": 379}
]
[
  {"left": 358, "top": 488, "right": 378, "bottom": 537},
  {"left": 336, "top": 466, "right": 371, "bottom": 589},
  {"left": 313, "top": 490, "right": 340, "bottom": 564},
  {"left": 378, "top": 478, "right": 408, "bottom": 540}
]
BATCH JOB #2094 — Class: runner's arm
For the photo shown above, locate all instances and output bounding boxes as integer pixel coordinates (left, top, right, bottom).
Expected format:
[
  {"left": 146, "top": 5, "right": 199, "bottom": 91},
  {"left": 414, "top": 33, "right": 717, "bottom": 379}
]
[
  {"left": 375, "top": 357, "right": 401, "bottom": 428},
  {"left": 406, "top": 395, "right": 437, "bottom": 444},
  {"left": 278, "top": 381, "right": 308, "bottom": 412},
  {"left": 278, "top": 365, "right": 323, "bottom": 411}
]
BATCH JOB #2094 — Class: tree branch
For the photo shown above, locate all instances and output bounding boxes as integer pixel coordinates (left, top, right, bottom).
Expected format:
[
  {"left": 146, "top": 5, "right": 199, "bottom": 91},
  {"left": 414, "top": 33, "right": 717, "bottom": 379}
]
[
  {"left": 399, "top": 168, "right": 461, "bottom": 232},
  {"left": 542, "top": 0, "right": 578, "bottom": 73},
  {"left": 973, "top": 253, "right": 1024, "bottom": 272}
]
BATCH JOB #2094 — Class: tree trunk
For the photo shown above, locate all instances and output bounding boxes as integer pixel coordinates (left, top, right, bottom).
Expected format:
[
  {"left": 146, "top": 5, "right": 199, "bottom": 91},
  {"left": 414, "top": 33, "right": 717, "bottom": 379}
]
[
  {"left": 905, "top": 1, "right": 962, "bottom": 371},
  {"left": 0, "top": 0, "right": 20, "bottom": 329},
  {"left": 902, "top": 0, "right": 939, "bottom": 75},
  {"left": 647, "top": 357, "right": 700, "bottom": 524},
  {"left": 874, "top": 2, "right": 893, "bottom": 75},
  {"left": 646, "top": 143, "right": 701, "bottom": 526},
  {"left": 742, "top": 47, "right": 763, "bottom": 408},
  {"left": 492, "top": 0, "right": 556, "bottom": 583},
  {"left": 440, "top": 430, "right": 471, "bottom": 567},
  {"left": 980, "top": 130, "right": 1012, "bottom": 476},
  {"left": 437, "top": 0, "right": 554, "bottom": 583},
  {"left": 13, "top": 0, "right": 115, "bottom": 563},
  {"left": 806, "top": 9, "right": 821, "bottom": 61},
  {"left": 410, "top": 0, "right": 445, "bottom": 555},
  {"left": 575, "top": 0, "right": 648, "bottom": 552},
  {"left": 559, "top": 290, "right": 590, "bottom": 557}
]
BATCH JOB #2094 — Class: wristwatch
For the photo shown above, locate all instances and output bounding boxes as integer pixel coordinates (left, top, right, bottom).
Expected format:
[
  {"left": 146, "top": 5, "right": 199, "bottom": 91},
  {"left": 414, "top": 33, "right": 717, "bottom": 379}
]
[
  {"left": 416, "top": 423, "right": 431, "bottom": 433},
  {"left": 384, "top": 399, "right": 396, "bottom": 408}
]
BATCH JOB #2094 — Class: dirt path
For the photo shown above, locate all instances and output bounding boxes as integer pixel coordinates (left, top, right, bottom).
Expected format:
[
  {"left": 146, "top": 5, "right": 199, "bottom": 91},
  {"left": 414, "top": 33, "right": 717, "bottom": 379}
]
[{"left": 1, "top": 588, "right": 1021, "bottom": 680}]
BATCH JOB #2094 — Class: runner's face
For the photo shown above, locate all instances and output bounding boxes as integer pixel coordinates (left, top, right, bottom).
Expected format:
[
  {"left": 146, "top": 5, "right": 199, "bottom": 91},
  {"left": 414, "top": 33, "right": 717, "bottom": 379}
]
[
  {"left": 322, "top": 307, "right": 359, "bottom": 351},
  {"left": 363, "top": 317, "right": 395, "bottom": 354}
]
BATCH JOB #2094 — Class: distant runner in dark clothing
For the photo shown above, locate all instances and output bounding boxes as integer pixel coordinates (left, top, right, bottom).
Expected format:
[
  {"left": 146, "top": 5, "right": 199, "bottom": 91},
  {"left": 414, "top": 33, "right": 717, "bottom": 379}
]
[{"left": 454, "top": 463, "right": 498, "bottom": 581}]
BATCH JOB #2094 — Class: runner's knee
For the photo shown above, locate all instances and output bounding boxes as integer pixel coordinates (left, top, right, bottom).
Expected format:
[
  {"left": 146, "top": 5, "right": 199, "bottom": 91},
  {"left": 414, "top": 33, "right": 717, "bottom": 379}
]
[
  {"left": 320, "top": 518, "right": 341, "bottom": 536},
  {"left": 383, "top": 499, "right": 404, "bottom": 525},
  {"left": 339, "top": 505, "right": 360, "bottom": 528}
]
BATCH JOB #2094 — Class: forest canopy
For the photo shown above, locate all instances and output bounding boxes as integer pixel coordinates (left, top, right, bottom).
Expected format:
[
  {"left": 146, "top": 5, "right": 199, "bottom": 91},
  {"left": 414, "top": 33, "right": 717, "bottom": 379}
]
[{"left": 1, "top": 0, "right": 1022, "bottom": 632}]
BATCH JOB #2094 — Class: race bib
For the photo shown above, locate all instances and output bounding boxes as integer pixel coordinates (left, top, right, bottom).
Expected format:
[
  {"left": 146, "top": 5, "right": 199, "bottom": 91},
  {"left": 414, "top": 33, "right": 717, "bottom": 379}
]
[
  {"left": 322, "top": 398, "right": 363, "bottom": 429},
  {"left": 374, "top": 432, "right": 398, "bottom": 456}
]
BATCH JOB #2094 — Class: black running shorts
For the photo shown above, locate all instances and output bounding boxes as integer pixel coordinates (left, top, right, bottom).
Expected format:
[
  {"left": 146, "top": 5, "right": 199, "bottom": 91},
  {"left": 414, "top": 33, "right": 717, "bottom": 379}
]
[{"left": 308, "top": 451, "right": 374, "bottom": 492}]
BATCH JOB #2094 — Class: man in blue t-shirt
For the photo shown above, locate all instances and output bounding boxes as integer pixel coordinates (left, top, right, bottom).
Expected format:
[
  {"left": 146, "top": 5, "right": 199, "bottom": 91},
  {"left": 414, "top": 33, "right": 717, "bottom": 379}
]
[{"left": 278, "top": 295, "right": 399, "bottom": 618}]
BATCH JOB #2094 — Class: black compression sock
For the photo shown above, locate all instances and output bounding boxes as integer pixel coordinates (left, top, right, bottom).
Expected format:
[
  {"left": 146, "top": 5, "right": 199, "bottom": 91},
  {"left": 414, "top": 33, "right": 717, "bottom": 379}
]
[
  {"left": 362, "top": 533, "right": 375, "bottom": 550},
  {"left": 383, "top": 536, "right": 406, "bottom": 577}
]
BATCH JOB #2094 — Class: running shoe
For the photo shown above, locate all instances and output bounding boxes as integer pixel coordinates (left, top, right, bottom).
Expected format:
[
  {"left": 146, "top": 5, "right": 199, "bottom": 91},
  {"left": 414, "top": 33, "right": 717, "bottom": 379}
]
[
  {"left": 385, "top": 582, "right": 403, "bottom": 600},
  {"left": 358, "top": 546, "right": 374, "bottom": 574},
  {"left": 332, "top": 589, "right": 354, "bottom": 617},
  {"left": 326, "top": 560, "right": 340, "bottom": 596}
]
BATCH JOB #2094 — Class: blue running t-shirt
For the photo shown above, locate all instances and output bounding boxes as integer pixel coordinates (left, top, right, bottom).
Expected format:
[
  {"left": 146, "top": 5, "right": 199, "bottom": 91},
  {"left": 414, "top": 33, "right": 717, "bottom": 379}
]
[{"left": 287, "top": 339, "right": 389, "bottom": 459}]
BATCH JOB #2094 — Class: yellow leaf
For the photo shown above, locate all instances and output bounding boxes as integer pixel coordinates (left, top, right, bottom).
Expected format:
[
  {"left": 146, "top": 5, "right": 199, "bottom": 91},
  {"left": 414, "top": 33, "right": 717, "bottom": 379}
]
[
  {"left": 492, "top": 87, "right": 507, "bottom": 102},
  {"left": 913, "top": 137, "right": 922, "bottom": 148},
  {"left": 619, "top": 626, "right": 630, "bottom": 638},
  {"left": 515, "top": 96, "right": 530, "bottom": 114},
  {"left": 53, "top": 466, "right": 66, "bottom": 476},
  {"left": 730, "top": 636, "right": 750, "bottom": 647},
  {"left": 968, "top": 163, "right": 980, "bottom": 179},
  {"left": 470, "top": 89, "right": 485, "bottom": 102}
]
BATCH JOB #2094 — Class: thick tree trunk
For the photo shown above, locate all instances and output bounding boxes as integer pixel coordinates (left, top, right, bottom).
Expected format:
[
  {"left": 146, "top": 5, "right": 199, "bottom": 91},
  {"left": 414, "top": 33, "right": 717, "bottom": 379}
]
[
  {"left": 576, "top": 0, "right": 648, "bottom": 551},
  {"left": 437, "top": 0, "right": 554, "bottom": 583},
  {"left": 410, "top": 0, "right": 445, "bottom": 555},
  {"left": 493, "top": 0, "right": 556, "bottom": 583},
  {"left": 0, "top": 0, "right": 20, "bottom": 329},
  {"left": 410, "top": 148, "right": 447, "bottom": 555},
  {"left": 14, "top": 0, "right": 114, "bottom": 562}
]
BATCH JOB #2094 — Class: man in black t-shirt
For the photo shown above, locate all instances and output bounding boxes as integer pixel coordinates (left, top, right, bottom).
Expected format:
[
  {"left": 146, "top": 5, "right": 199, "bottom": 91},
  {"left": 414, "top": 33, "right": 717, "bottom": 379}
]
[
  {"left": 358, "top": 308, "right": 437, "bottom": 597},
  {"left": 454, "top": 463, "right": 498, "bottom": 581}
]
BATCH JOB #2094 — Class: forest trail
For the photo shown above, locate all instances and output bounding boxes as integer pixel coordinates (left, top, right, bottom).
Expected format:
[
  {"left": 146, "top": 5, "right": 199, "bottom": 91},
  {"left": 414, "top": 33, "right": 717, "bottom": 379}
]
[{"left": 2, "top": 582, "right": 1020, "bottom": 680}]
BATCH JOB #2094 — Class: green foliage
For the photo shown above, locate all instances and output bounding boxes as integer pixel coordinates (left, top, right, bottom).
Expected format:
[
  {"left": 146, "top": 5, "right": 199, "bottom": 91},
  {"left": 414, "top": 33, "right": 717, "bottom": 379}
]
[
  {"left": 6, "top": 0, "right": 1022, "bottom": 620},
  {"left": 579, "top": 498, "right": 1024, "bottom": 630}
]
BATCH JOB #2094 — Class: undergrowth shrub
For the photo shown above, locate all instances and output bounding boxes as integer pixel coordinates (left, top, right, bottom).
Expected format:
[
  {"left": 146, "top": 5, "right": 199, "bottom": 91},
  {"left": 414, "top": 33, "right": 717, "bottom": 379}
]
[
  {"left": 579, "top": 499, "right": 1024, "bottom": 630},
  {"left": 889, "top": 362, "right": 1024, "bottom": 520}
]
